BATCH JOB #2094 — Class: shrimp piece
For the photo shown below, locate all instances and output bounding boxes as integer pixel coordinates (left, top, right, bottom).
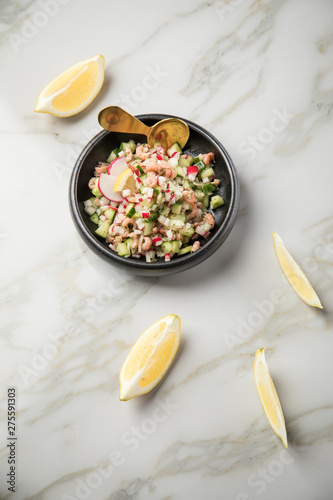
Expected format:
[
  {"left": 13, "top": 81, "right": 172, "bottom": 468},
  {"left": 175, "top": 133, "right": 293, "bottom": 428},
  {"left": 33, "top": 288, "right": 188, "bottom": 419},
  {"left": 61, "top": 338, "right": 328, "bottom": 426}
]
[
  {"left": 183, "top": 189, "right": 196, "bottom": 205},
  {"left": 126, "top": 196, "right": 136, "bottom": 203},
  {"left": 88, "top": 177, "right": 96, "bottom": 189},
  {"left": 95, "top": 162, "right": 109, "bottom": 175},
  {"left": 157, "top": 160, "right": 176, "bottom": 180},
  {"left": 152, "top": 226, "right": 159, "bottom": 234},
  {"left": 146, "top": 172, "right": 158, "bottom": 187},
  {"left": 191, "top": 241, "right": 200, "bottom": 252},
  {"left": 145, "top": 164, "right": 161, "bottom": 174},
  {"left": 125, "top": 147, "right": 133, "bottom": 162},
  {"left": 136, "top": 144, "right": 151, "bottom": 160},
  {"left": 164, "top": 167, "right": 176, "bottom": 180},
  {"left": 175, "top": 233, "right": 184, "bottom": 241},
  {"left": 212, "top": 179, "right": 220, "bottom": 186},
  {"left": 110, "top": 225, "right": 128, "bottom": 237},
  {"left": 203, "top": 213, "right": 215, "bottom": 229},
  {"left": 142, "top": 237, "right": 152, "bottom": 251},
  {"left": 203, "top": 152, "right": 215, "bottom": 166},
  {"left": 122, "top": 217, "right": 135, "bottom": 227},
  {"left": 159, "top": 227, "right": 167, "bottom": 235},
  {"left": 188, "top": 205, "right": 198, "bottom": 220},
  {"left": 94, "top": 198, "right": 101, "bottom": 207}
]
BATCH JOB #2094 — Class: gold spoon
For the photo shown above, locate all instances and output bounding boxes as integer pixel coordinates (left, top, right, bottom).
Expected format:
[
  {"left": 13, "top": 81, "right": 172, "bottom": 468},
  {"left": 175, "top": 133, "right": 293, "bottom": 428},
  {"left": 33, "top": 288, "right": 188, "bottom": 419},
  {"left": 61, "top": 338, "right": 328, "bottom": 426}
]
[{"left": 98, "top": 106, "right": 189, "bottom": 150}]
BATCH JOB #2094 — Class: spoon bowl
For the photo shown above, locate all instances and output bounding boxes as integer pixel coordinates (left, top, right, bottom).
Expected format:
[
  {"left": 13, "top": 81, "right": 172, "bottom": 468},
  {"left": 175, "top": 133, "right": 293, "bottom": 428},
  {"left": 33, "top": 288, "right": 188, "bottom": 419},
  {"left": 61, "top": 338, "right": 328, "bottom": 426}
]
[{"left": 98, "top": 106, "right": 190, "bottom": 150}]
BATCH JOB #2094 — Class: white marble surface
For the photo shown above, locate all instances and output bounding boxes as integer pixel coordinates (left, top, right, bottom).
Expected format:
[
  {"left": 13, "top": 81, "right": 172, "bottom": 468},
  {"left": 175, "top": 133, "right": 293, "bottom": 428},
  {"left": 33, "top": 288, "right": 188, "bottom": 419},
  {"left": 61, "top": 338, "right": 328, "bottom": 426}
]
[{"left": 1, "top": 0, "right": 333, "bottom": 499}]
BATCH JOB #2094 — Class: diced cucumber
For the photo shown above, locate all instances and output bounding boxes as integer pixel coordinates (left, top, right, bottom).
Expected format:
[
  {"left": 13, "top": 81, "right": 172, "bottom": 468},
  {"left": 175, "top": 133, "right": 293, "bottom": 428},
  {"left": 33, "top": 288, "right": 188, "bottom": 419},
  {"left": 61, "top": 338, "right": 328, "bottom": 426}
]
[
  {"left": 179, "top": 225, "right": 195, "bottom": 237},
  {"left": 92, "top": 178, "right": 102, "bottom": 198},
  {"left": 172, "top": 240, "right": 181, "bottom": 253},
  {"left": 89, "top": 213, "right": 99, "bottom": 225},
  {"left": 104, "top": 208, "right": 117, "bottom": 222},
  {"left": 92, "top": 186, "right": 102, "bottom": 198},
  {"left": 117, "top": 242, "right": 130, "bottom": 257},
  {"left": 193, "top": 156, "right": 201, "bottom": 163},
  {"left": 178, "top": 246, "right": 192, "bottom": 255},
  {"left": 178, "top": 157, "right": 191, "bottom": 168},
  {"left": 125, "top": 238, "right": 134, "bottom": 252},
  {"left": 183, "top": 179, "right": 192, "bottom": 190},
  {"left": 194, "top": 189, "right": 205, "bottom": 202},
  {"left": 202, "top": 194, "right": 210, "bottom": 208},
  {"left": 139, "top": 174, "right": 147, "bottom": 181},
  {"left": 153, "top": 187, "right": 161, "bottom": 195},
  {"left": 106, "top": 148, "right": 121, "bottom": 162},
  {"left": 95, "top": 221, "right": 110, "bottom": 239},
  {"left": 175, "top": 165, "right": 185, "bottom": 178},
  {"left": 160, "top": 206, "right": 170, "bottom": 217},
  {"left": 200, "top": 167, "right": 214, "bottom": 179},
  {"left": 168, "top": 142, "right": 183, "bottom": 155},
  {"left": 202, "top": 183, "right": 216, "bottom": 194},
  {"left": 171, "top": 203, "right": 182, "bottom": 215},
  {"left": 144, "top": 222, "right": 155, "bottom": 235},
  {"left": 131, "top": 160, "right": 144, "bottom": 174},
  {"left": 196, "top": 160, "right": 207, "bottom": 172},
  {"left": 126, "top": 203, "right": 136, "bottom": 218},
  {"left": 162, "top": 241, "right": 174, "bottom": 254},
  {"left": 106, "top": 151, "right": 116, "bottom": 163},
  {"left": 147, "top": 213, "right": 159, "bottom": 222},
  {"left": 170, "top": 214, "right": 186, "bottom": 223},
  {"left": 120, "top": 139, "right": 136, "bottom": 153},
  {"left": 183, "top": 236, "right": 190, "bottom": 244},
  {"left": 141, "top": 198, "right": 154, "bottom": 208},
  {"left": 181, "top": 154, "right": 193, "bottom": 165},
  {"left": 211, "top": 195, "right": 225, "bottom": 209}
]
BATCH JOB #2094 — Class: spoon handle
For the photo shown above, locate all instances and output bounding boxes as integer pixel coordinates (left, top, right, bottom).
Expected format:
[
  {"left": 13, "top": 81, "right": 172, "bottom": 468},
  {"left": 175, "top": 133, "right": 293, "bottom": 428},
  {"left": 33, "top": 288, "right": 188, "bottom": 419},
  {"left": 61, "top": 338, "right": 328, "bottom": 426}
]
[{"left": 98, "top": 106, "right": 150, "bottom": 137}]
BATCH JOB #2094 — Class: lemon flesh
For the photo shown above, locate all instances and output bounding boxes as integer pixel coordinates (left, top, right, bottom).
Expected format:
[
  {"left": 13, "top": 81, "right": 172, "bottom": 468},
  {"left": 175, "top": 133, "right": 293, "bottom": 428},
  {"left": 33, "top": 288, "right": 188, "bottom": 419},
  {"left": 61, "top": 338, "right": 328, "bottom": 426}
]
[
  {"left": 35, "top": 54, "right": 104, "bottom": 117},
  {"left": 254, "top": 348, "right": 288, "bottom": 448},
  {"left": 113, "top": 168, "right": 136, "bottom": 192},
  {"left": 272, "top": 232, "right": 323, "bottom": 309},
  {"left": 119, "top": 314, "right": 181, "bottom": 401}
]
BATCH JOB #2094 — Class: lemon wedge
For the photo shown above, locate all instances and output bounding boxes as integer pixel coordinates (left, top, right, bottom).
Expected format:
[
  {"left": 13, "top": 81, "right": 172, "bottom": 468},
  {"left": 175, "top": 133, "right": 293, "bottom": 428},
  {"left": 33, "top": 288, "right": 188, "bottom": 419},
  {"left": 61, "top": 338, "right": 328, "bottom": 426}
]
[
  {"left": 34, "top": 54, "right": 104, "bottom": 117},
  {"left": 113, "top": 168, "right": 136, "bottom": 193},
  {"left": 272, "top": 232, "right": 323, "bottom": 308},
  {"left": 119, "top": 314, "right": 181, "bottom": 401},
  {"left": 254, "top": 348, "right": 288, "bottom": 448}
]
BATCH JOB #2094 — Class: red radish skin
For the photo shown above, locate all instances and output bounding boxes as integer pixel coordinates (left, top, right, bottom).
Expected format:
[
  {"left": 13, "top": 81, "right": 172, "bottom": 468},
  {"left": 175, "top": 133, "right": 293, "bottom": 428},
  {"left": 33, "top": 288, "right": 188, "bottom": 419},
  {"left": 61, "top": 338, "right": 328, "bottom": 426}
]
[
  {"left": 98, "top": 174, "right": 123, "bottom": 202},
  {"left": 187, "top": 166, "right": 199, "bottom": 176}
]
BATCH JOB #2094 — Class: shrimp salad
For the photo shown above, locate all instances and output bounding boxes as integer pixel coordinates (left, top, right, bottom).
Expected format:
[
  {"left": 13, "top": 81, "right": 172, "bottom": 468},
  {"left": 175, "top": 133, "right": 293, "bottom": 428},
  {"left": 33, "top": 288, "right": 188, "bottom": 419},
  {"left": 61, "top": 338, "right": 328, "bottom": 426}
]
[{"left": 84, "top": 140, "right": 225, "bottom": 262}]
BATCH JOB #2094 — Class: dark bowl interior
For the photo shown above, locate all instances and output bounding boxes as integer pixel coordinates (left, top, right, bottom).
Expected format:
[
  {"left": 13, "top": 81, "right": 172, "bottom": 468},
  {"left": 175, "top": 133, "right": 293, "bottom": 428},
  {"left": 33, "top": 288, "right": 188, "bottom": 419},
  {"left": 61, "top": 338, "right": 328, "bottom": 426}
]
[{"left": 69, "top": 114, "right": 240, "bottom": 276}]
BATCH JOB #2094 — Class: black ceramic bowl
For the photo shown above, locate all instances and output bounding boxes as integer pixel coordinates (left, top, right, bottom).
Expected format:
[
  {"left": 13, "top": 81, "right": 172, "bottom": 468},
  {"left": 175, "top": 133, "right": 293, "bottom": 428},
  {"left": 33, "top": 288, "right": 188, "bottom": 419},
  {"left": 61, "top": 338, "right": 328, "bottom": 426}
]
[{"left": 69, "top": 113, "right": 240, "bottom": 276}]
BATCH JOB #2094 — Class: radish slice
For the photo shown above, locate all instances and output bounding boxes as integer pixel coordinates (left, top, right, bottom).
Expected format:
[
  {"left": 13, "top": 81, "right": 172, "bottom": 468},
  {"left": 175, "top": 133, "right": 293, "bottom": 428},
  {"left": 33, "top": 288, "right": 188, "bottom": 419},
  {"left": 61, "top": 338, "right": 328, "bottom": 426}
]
[
  {"left": 108, "top": 157, "right": 128, "bottom": 177},
  {"left": 187, "top": 165, "right": 199, "bottom": 175},
  {"left": 98, "top": 174, "right": 123, "bottom": 202}
]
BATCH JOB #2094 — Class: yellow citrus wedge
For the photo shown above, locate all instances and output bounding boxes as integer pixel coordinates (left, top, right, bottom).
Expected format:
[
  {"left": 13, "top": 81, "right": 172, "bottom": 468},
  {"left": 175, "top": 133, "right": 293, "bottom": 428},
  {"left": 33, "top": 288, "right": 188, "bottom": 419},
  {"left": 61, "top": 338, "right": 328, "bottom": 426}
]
[
  {"left": 34, "top": 54, "right": 104, "bottom": 117},
  {"left": 119, "top": 314, "right": 181, "bottom": 401},
  {"left": 113, "top": 168, "right": 136, "bottom": 192},
  {"left": 254, "top": 348, "right": 288, "bottom": 448},
  {"left": 272, "top": 232, "right": 323, "bottom": 309}
]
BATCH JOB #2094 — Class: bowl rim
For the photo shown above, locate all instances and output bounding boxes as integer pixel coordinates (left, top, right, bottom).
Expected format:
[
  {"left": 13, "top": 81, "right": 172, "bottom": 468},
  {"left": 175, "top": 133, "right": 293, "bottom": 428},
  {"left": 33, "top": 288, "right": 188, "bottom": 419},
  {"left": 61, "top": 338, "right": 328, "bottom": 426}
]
[{"left": 69, "top": 113, "right": 240, "bottom": 273}]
